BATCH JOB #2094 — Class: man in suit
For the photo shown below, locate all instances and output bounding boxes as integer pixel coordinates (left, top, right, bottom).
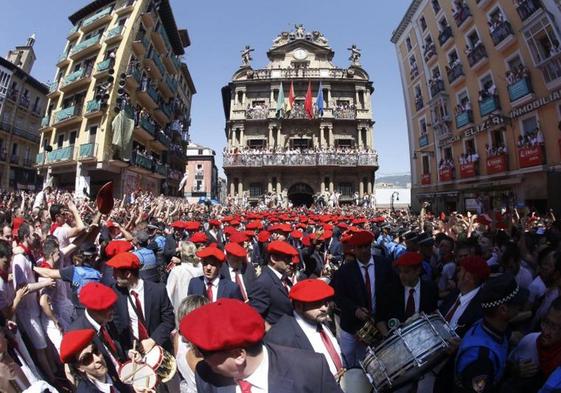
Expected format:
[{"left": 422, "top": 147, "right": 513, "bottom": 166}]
[
  {"left": 220, "top": 242, "right": 257, "bottom": 302},
  {"left": 249, "top": 240, "right": 300, "bottom": 326},
  {"left": 106, "top": 252, "right": 175, "bottom": 355},
  {"left": 330, "top": 230, "right": 394, "bottom": 368},
  {"left": 179, "top": 298, "right": 343, "bottom": 393},
  {"left": 68, "top": 282, "right": 132, "bottom": 393},
  {"left": 266, "top": 279, "right": 344, "bottom": 377},
  {"left": 188, "top": 245, "right": 244, "bottom": 302},
  {"left": 205, "top": 219, "right": 224, "bottom": 249},
  {"left": 376, "top": 251, "right": 439, "bottom": 335}
]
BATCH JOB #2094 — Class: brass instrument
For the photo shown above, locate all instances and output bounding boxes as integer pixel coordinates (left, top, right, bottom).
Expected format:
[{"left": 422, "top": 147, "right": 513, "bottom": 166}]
[{"left": 356, "top": 318, "right": 381, "bottom": 347}]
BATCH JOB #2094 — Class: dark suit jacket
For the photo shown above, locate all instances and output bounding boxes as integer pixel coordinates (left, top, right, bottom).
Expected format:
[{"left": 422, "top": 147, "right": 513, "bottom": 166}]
[
  {"left": 248, "top": 266, "right": 293, "bottom": 325},
  {"left": 187, "top": 275, "right": 244, "bottom": 301},
  {"left": 69, "top": 315, "right": 133, "bottom": 393},
  {"left": 264, "top": 314, "right": 314, "bottom": 351},
  {"left": 195, "top": 343, "right": 343, "bottom": 393},
  {"left": 328, "top": 237, "right": 343, "bottom": 263},
  {"left": 219, "top": 262, "right": 257, "bottom": 293},
  {"left": 76, "top": 378, "right": 126, "bottom": 393},
  {"left": 330, "top": 256, "right": 394, "bottom": 334},
  {"left": 439, "top": 288, "right": 483, "bottom": 337},
  {"left": 377, "top": 277, "right": 439, "bottom": 324},
  {"left": 112, "top": 280, "right": 175, "bottom": 353},
  {"left": 205, "top": 229, "right": 224, "bottom": 249}
]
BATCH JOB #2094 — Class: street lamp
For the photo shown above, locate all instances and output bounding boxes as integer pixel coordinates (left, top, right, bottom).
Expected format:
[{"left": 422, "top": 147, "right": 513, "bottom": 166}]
[{"left": 391, "top": 191, "right": 400, "bottom": 212}]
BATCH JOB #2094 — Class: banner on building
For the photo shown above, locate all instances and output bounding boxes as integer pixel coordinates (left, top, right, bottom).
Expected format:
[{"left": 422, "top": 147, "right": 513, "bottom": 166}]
[
  {"left": 518, "top": 146, "right": 544, "bottom": 168},
  {"left": 460, "top": 162, "right": 477, "bottom": 178},
  {"left": 421, "top": 173, "right": 431, "bottom": 185},
  {"left": 486, "top": 155, "right": 507, "bottom": 175},
  {"left": 439, "top": 168, "right": 454, "bottom": 182}
]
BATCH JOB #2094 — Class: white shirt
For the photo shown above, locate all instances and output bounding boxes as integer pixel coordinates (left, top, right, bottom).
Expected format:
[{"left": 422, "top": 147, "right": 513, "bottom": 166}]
[
  {"left": 357, "top": 259, "right": 376, "bottom": 315},
  {"left": 404, "top": 280, "right": 421, "bottom": 315},
  {"left": 229, "top": 265, "right": 248, "bottom": 299},
  {"left": 294, "top": 312, "right": 342, "bottom": 375},
  {"left": 12, "top": 254, "right": 40, "bottom": 318},
  {"left": 448, "top": 287, "right": 480, "bottom": 330},
  {"left": 85, "top": 310, "right": 120, "bottom": 369},
  {"left": 236, "top": 346, "right": 269, "bottom": 393},
  {"left": 204, "top": 276, "right": 220, "bottom": 302},
  {"left": 166, "top": 263, "right": 203, "bottom": 314},
  {"left": 87, "top": 375, "right": 114, "bottom": 393},
  {"left": 128, "top": 279, "right": 146, "bottom": 340}
]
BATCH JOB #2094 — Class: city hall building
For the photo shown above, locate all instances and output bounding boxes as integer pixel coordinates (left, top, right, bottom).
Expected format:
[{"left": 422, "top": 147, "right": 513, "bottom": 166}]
[
  {"left": 222, "top": 25, "right": 379, "bottom": 206},
  {"left": 392, "top": 0, "right": 561, "bottom": 213}
]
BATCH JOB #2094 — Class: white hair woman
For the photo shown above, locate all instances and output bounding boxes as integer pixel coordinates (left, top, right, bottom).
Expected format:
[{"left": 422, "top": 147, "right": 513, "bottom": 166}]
[{"left": 165, "top": 241, "right": 203, "bottom": 315}]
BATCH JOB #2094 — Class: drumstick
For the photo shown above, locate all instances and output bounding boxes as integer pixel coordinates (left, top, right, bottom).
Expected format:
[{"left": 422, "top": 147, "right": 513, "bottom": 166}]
[{"left": 122, "top": 363, "right": 150, "bottom": 382}]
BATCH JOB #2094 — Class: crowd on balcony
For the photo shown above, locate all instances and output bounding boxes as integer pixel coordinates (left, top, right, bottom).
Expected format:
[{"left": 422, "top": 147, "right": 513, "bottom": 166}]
[
  {"left": 452, "top": 0, "right": 470, "bottom": 24},
  {"left": 506, "top": 65, "right": 530, "bottom": 86},
  {"left": 438, "top": 157, "right": 455, "bottom": 171},
  {"left": 423, "top": 40, "right": 436, "bottom": 60},
  {"left": 333, "top": 102, "right": 357, "bottom": 119},
  {"left": 445, "top": 55, "right": 462, "bottom": 75},
  {"left": 517, "top": 126, "right": 545, "bottom": 149},
  {"left": 464, "top": 39, "right": 482, "bottom": 57},
  {"left": 478, "top": 82, "right": 497, "bottom": 102},
  {"left": 459, "top": 150, "right": 480, "bottom": 165},
  {"left": 454, "top": 99, "right": 472, "bottom": 116},
  {"left": 486, "top": 143, "right": 508, "bottom": 157},
  {"left": 410, "top": 61, "right": 419, "bottom": 80},
  {"left": 246, "top": 103, "right": 269, "bottom": 119},
  {"left": 225, "top": 145, "right": 375, "bottom": 156},
  {"left": 488, "top": 12, "right": 507, "bottom": 34}
]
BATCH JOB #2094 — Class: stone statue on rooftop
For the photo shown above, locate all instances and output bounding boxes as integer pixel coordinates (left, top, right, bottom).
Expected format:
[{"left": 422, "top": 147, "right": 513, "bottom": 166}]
[
  {"left": 348, "top": 44, "right": 362, "bottom": 65},
  {"left": 240, "top": 45, "right": 254, "bottom": 67}
]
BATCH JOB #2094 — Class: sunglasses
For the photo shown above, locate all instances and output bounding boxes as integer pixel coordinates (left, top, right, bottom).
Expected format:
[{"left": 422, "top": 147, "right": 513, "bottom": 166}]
[{"left": 78, "top": 346, "right": 101, "bottom": 366}]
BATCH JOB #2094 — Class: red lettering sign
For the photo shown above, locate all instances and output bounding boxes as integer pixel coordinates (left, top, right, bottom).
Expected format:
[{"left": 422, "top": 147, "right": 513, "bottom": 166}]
[
  {"left": 460, "top": 162, "right": 477, "bottom": 178},
  {"left": 486, "top": 155, "right": 507, "bottom": 175},
  {"left": 518, "top": 146, "right": 544, "bottom": 168},
  {"left": 439, "top": 168, "right": 453, "bottom": 182},
  {"left": 421, "top": 173, "right": 431, "bottom": 185}
]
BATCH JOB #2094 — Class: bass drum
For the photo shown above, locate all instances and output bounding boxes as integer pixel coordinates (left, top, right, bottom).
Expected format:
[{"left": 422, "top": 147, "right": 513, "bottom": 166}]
[
  {"left": 118, "top": 361, "right": 157, "bottom": 390},
  {"left": 340, "top": 368, "right": 372, "bottom": 393},
  {"left": 143, "top": 345, "right": 177, "bottom": 383}
]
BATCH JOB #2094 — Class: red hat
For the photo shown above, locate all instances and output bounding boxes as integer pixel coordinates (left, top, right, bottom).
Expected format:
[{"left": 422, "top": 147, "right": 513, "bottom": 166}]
[
  {"left": 60, "top": 329, "right": 96, "bottom": 363},
  {"left": 257, "top": 230, "right": 271, "bottom": 243},
  {"left": 319, "top": 230, "right": 333, "bottom": 241},
  {"left": 245, "top": 220, "right": 263, "bottom": 230},
  {"left": 196, "top": 246, "right": 225, "bottom": 262},
  {"left": 96, "top": 181, "right": 114, "bottom": 215},
  {"left": 290, "top": 230, "right": 303, "bottom": 240},
  {"left": 190, "top": 232, "right": 208, "bottom": 244},
  {"left": 337, "top": 222, "right": 349, "bottom": 230},
  {"left": 223, "top": 226, "right": 237, "bottom": 236},
  {"left": 105, "top": 240, "right": 132, "bottom": 258},
  {"left": 229, "top": 231, "right": 249, "bottom": 244},
  {"left": 289, "top": 279, "right": 334, "bottom": 303},
  {"left": 184, "top": 221, "right": 201, "bottom": 231},
  {"left": 179, "top": 299, "right": 265, "bottom": 352},
  {"left": 230, "top": 220, "right": 241, "bottom": 227},
  {"left": 460, "top": 256, "right": 491, "bottom": 282},
  {"left": 267, "top": 240, "right": 299, "bottom": 258},
  {"left": 225, "top": 242, "right": 247, "bottom": 258},
  {"left": 270, "top": 223, "right": 291, "bottom": 233},
  {"left": 106, "top": 252, "right": 140, "bottom": 270},
  {"left": 346, "top": 230, "right": 375, "bottom": 247},
  {"left": 208, "top": 219, "right": 221, "bottom": 227},
  {"left": 12, "top": 216, "right": 24, "bottom": 233},
  {"left": 106, "top": 220, "right": 116, "bottom": 229},
  {"left": 79, "top": 282, "right": 117, "bottom": 311},
  {"left": 394, "top": 252, "right": 423, "bottom": 267},
  {"left": 170, "top": 221, "right": 186, "bottom": 229}
]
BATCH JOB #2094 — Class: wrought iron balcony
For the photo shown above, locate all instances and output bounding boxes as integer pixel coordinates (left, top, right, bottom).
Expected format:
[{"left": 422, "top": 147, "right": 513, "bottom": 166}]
[
  {"left": 246, "top": 107, "right": 269, "bottom": 120},
  {"left": 70, "top": 35, "right": 101, "bottom": 57},
  {"left": 245, "top": 68, "right": 356, "bottom": 80},
  {"left": 419, "top": 134, "right": 429, "bottom": 148},
  {"left": 467, "top": 43, "right": 487, "bottom": 67},
  {"left": 491, "top": 21, "right": 514, "bottom": 46},
  {"left": 48, "top": 81, "right": 59, "bottom": 93},
  {"left": 53, "top": 105, "right": 82, "bottom": 124},
  {"left": 456, "top": 110, "right": 473, "bottom": 128},
  {"left": 516, "top": 0, "right": 542, "bottom": 21},
  {"left": 479, "top": 95, "right": 500, "bottom": 117},
  {"left": 79, "top": 143, "right": 97, "bottom": 158},
  {"left": 12, "top": 126, "right": 40, "bottom": 144},
  {"left": 333, "top": 107, "right": 357, "bottom": 119},
  {"left": 430, "top": 79, "right": 445, "bottom": 97},
  {"left": 447, "top": 63, "right": 464, "bottom": 84},
  {"left": 96, "top": 59, "right": 112, "bottom": 74},
  {"left": 150, "top": 52, "right": 166, "bottom": 77},
  {"left": 82, "top": 7, "right": 112, "bottom": 28},
  {"left": 41, "top": 115, "right": 51, "bottom": 128},
  {"left": 155, "top": 162, "right": 168, "bottom": 176},
  {"left": 508, "top": 78, "right": 533, "bottom": 102},
  {"left": 133, "top": 151, "right": 153, "bottom": 170},
  {"left": 424, "top": 43, "right": 437, "bottom": 63},
  {"left": 438, "top": 26, "right": 453, "bottom": 46},
  {"left": 223, "top": 152, "right": 378, "bottom": 168},
  {"left": 86, "top": 99, "right": 102, "bottom": 114},
  {"left": 106, "top": 25, "right": 124, "bottom": 41},
  {"left": 454, "top": 5, "right": 472, "bottom": 28},
  {"left": 61, "top": 68, "right": 86, "bottom": 87},
  {"left": 18, "top": 95, "right": 30, "bottom": 109},
  {"left": 140, "top": 116, "right": 156, "bottom": 136},
  {"left": 47, "top": 145, "right": 75, "bottom": 163}
]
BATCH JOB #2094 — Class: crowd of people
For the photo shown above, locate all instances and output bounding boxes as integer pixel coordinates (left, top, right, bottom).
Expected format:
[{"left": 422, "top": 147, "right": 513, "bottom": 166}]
[
  {"left": 486, "top": 143, "right": 508, "bottom": 157},
  {"left": 439, "top": 157, "right": 456, "bottom": 172},
  {"left": 0, "top": 186, "right": 561, "bottom": 392},
  {"left": 517, "top": 126, "right": 545, "bottom": 149}
]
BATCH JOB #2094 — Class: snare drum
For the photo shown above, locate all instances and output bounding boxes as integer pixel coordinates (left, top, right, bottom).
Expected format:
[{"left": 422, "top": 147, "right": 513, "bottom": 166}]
[
  {"left": 143, "top": 345, "right": 177, "bottom": 383},
  {"left": 360, "top": 312, "right": 458, "bottom": 392},
  {"left": 340, "top": 368, "right": 372, "bottom": 393},
  {"left": 118, "top": 361, "right": 157, "bottom": 390}
]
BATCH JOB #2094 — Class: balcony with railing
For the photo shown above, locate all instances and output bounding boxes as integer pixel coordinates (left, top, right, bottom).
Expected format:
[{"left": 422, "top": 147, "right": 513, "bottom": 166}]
[
  {"left": 508, "top": 77, "right": 533, "bottom": 102},
  {"left": 133, "top": 151, "right": 154, "bottom": 171},
  {"left": 246, "top": 106, "right": 269, "bottom": 120},
  {"left": 6, "top": 88, "right": 18, "bottom": 102},
  {"left": 41, "top": 115, "right": 51, "bottom": 129},
  {"left": 490, "top": 21, "right": 515, "bottom": 49},
  {"left": 538, "top": 52, "right": 561, "bottom": 84},
  {"left": 105, "top": 25, "right": 124, "bottom": 43},
  {"left": 139, "top": 116, "right": 156, "bottom": 138},
  {"left": 85, "top": 99, "right": 102, "bottom": 117},
  {"left": 486, "top": 154, "right": 508, "bottom": 174},
  {"left": 459, "top": 161, "right": 478, "bottom": 178},
  {"left": 155, "top": 131, "right": 171, "bottom": 148},
  {"left": 419, "top": 134, "right": 430, "bottom": 148},
  {"left": 447, "top": 63, "right": 465, "bottom": 85},
  {"left": 137, "top": 84, "right": 159, "bottom": 109},
  {"left": 95, "top": 59, "right": 112, "bottom": 76},
  {"left": 79, "top": 143, "right": 97, "bottom": 159},
  {"left": 57, "top": 51, "right": 70, "bottom": 67},
  {"left": 223, "top": 152, "right": 378, "bottom": 168},
  {"left": 12, "top": 126, "right": 40, "bottom": 144},
  {"left": 48, "top": 81, "right": 59, "bottom": 95},
  {"left": 81, "top": 7, "right": 113, "bottom": 31},
  {"left": 154, "top": 162, "right": 168, "bottom": 177},
  {"left": 146, "top": 52, "right": 165, "bottom": 80},
  {"left": 152, "top": 24, "right": 171, "bottom": 54},
  {"left": 333, "top": 106, "right": 357, "bottom": 119},
  {"left": 467, "top": 43, "right": 488, "bottom": 69},
  {"left": 10, "top": 155, "right": 19, "bottom": 165},
  {"left": 18, "top": 95, "right": 30, "bottom": 110},
  {"left": 454, "top": 4, "right": 473, "bottom": 29},
  {"left": 479, "top": 95, "right": 500, "bottom": 117},
  {"left": 415, "top": 97, "right": 424, "bottom": 112},
  {"left": 424, "top": 42, "right": 437, "bottom": 63},
  {"left": 456, "top": 110, "right": 473, "bottom": 128},
  {"left": 516, "top": 0, "right": 542, "bottom": 22},
  {"left": 241, "top": 67, "right": 356, "bottom": 81},
  {"left": 70, "top": 35, "right": 101, "bottom": 59},
  {"left": 68, "top": 24, "right": 80, "bottom": 39},
  {"left": 430, "top": 79, "right": 445, "bottom": 97},
  {"left": 132, "top": 33, "right": 150, "bottom": 56},
  {"left": 61, "top": 68, "right": 92, "bottom": 92},
  {"left": 47, "top": 145, "right": 75, "bottom": 163},
  {"left": 53, "top": 105, "right": 82, "bottom": 126},
  {"left": 438, "top": 26, "right": 453, "bottom": 47},
  {"left": 22, "top": 157, "right": 34, "bottom": 167}
]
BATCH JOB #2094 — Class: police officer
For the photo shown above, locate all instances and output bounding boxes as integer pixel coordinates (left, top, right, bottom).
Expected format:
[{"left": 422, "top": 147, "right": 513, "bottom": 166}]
[{"left": 454, "top": 273, "right": 528, "bottom": 393}]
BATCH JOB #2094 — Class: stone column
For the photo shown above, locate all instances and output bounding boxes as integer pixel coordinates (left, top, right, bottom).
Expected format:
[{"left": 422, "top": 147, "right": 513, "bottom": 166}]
[
  {"left": 239, "top": 127, "right": 244, "bottom": 147},
  {"left": 237, "top": 180, "right": 243, "bottom": 196},
  {"left": 268, "top": 124, "right": 274, "bottom": 147},
  {"left": 319, "top": 126, "right": 325, "bottom": 148},
  {"left": 229, "top": 181, "right": 235, "bottom": 197},
  {"left": 276, "top": 178, "right": 281, "bottom": 194},
  {"left": 359, "top": 179, "right": 364, "bottom": 198},
  {"left": 328, "top": 125, "right": 333, "bottom": 147},
  {"left": 367, "top": 179, "right": 373, "bottom": 194},
  {"left": 268, "top": 178, "right": 273, "bottom": 193},
  {"left": 329, "top": 178, "right": 334, "bottom": 193},
  {"left": 320, "top": 177, "right": 325, "bottom": 193}
]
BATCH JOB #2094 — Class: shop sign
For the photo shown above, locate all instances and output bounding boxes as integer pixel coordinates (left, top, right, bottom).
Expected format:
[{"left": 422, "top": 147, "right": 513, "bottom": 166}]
[
  {"left": 460, "top": 162, "right": 477, "bottom": 178},
  {"left": 464, "top": 115, "right": 506, "bottom": 138},
  {"left": 421, "top": 173, "right": 431, "bottom": 185},
  {"left": 518, "top": 146, "right": 544, "bottom": 168},
  {"left": 439, "top": 168, "right": 454, "bottom": 182},
  {"left": 437, "top": 135, "right": 460, "bottom": 148},
  {"left": 486, "top": 154, "right": 507, "bottom": 175},
  {"left": 510, "top": 88, "right": 561, "bottom": 118}
]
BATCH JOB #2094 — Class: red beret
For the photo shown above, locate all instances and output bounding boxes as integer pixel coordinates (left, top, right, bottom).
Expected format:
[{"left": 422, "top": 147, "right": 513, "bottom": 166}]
[
  {"left": 229, "top": 231, "right": 249, "bottom": 244},
  {"left": 60, "top": 329, "right": 95, "bottom": 363},
  {"left": 79, "top": 282, "right": 117, "bottom": 311},
  {"left": 267, "top": 240, "right": 298, "bottom": 258},
  {"left": 96, "top": 181, "right": 114, "bottom": 215},
  {"left": 319, "top": 230, "right": 333, "bottom": 241},
  {"left": 106, "top": 252, "right": 140, "bottom": 270},
  {"left": 179, "top": 299, "right": 265, "bottom": 352},
  {"left": 245, "top": 220, "right": 263, "bottom": 230},
  {"left": 105, "top": 240, "right": 132, "bottom": 258},
  {"left": 208, "top": 219, "right": 221, "bottom": 227},
  {"left": 225, "top": 242, "right": 247, "bottom": 258},
  {"left": 257, "top": 230, "right": 271, "bottom": 243},
  {"left": 337, "top": 222, "right": 349, "bottom": 230},
  {"left": 230, "top": 220, "right": 240, "bottom": 227},
  {"left": 106, "top": 220, "right": 116, "bottom": 229},
  {"left": 289, "top": 279, "right": 334, "bottom": 303},
  {"left": 190, "top": 232, "right": 208, "bottom": 244},
  {"left": 184, "top": 221, "right": 200, "bottom": 231},
  {"left": 460, "top": 256, "right": 491, "bottom": 281},
  {"left": 196, "top": 246, "right": 225, "bottom": 262},
  {"left": 302, "top": 235, "right": 311, "bottom": 247},
  {"left": 223, "top": 226, "right": 237, "bottom": 236},
  {"left": 222, "top": 216, "right": 233, "bottom": 223},
  {"left": 395, "top": 252, "right": 423, "bottom": 267},
  {"left": 346, "top": 230, "right": 375, "bottom": 247},
  {"left": 170, "top": 221, "right": 186, "bottom": 229},
  {"left": 12, "top": 217, "right": 24, "bottom": 233},
  {"left": 290, "top": 230, "right": 303, "bottom": 240}
]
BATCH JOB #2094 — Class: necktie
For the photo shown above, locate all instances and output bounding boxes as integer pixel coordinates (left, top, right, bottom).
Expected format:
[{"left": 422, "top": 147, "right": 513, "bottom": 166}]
[
  {"left": 445, "top": 296, "right": 461, "bottom": 322},
  {"left": 405, "top": 288, "right": 416, "bottom": 319},
  {"left": 318, "top": 324, "right": 343, "bottom": 372},
  {"left": 130, "top": 290, "right": 149, "bottom": 340},
  {"left": 363, "top": 265, "right": 372, "bottom": 312},
  {"left": 238, "top": 380, "right": 253, "bottom": 393},
  {"left": 235, "top": 270, "right": 248, "bottom": 301},
  {"left": 100, "top": 325, "right": 118, "bottom": 358},
  {"left": 206, "top": 281, "right": 214, "bottom": 301}
]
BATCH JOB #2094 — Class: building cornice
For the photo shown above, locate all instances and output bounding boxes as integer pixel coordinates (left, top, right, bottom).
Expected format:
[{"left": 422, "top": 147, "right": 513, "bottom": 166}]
[
  {"left": 390, "top": 0, "right": 423, "bottom": 44},
  {"left": 0, "top": 57, "right": 47, "bottom": 94}
]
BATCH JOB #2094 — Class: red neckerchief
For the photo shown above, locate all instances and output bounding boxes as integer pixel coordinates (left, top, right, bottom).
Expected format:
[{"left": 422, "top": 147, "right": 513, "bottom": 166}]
[
  {"left": 537, "top": 334, "right": 561, "bottom": 377},
  {"left": 0, "top": 269, "right": 8, "bottom": 282},
  {"left": 36, "top": 257, "right": 52, "bottom": 269},
  {"left": 49, "top": 223, "right": 59, "bottom": 235}
]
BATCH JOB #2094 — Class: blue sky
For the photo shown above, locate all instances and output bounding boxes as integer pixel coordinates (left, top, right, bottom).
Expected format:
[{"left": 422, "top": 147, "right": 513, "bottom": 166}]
[{"left": 1, "top": 0, "right": 412, "bottom": 177}]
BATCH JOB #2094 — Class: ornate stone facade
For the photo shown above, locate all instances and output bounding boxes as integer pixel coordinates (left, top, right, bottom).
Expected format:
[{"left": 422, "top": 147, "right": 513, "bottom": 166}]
[{"left": 222, "top": 25, "right": 379, "bottom": 206}]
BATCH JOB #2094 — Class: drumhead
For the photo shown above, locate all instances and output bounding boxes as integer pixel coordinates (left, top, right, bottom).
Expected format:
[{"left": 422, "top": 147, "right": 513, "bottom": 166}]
[
  {"left": 144, "top": 345, "right": 164, "bottom": 369},
  {"left": 340, "top": 368, "right": 371, "bottom": 393},
  {"left": 118, "top": 361, "right": 157, "bottom": 389}
]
